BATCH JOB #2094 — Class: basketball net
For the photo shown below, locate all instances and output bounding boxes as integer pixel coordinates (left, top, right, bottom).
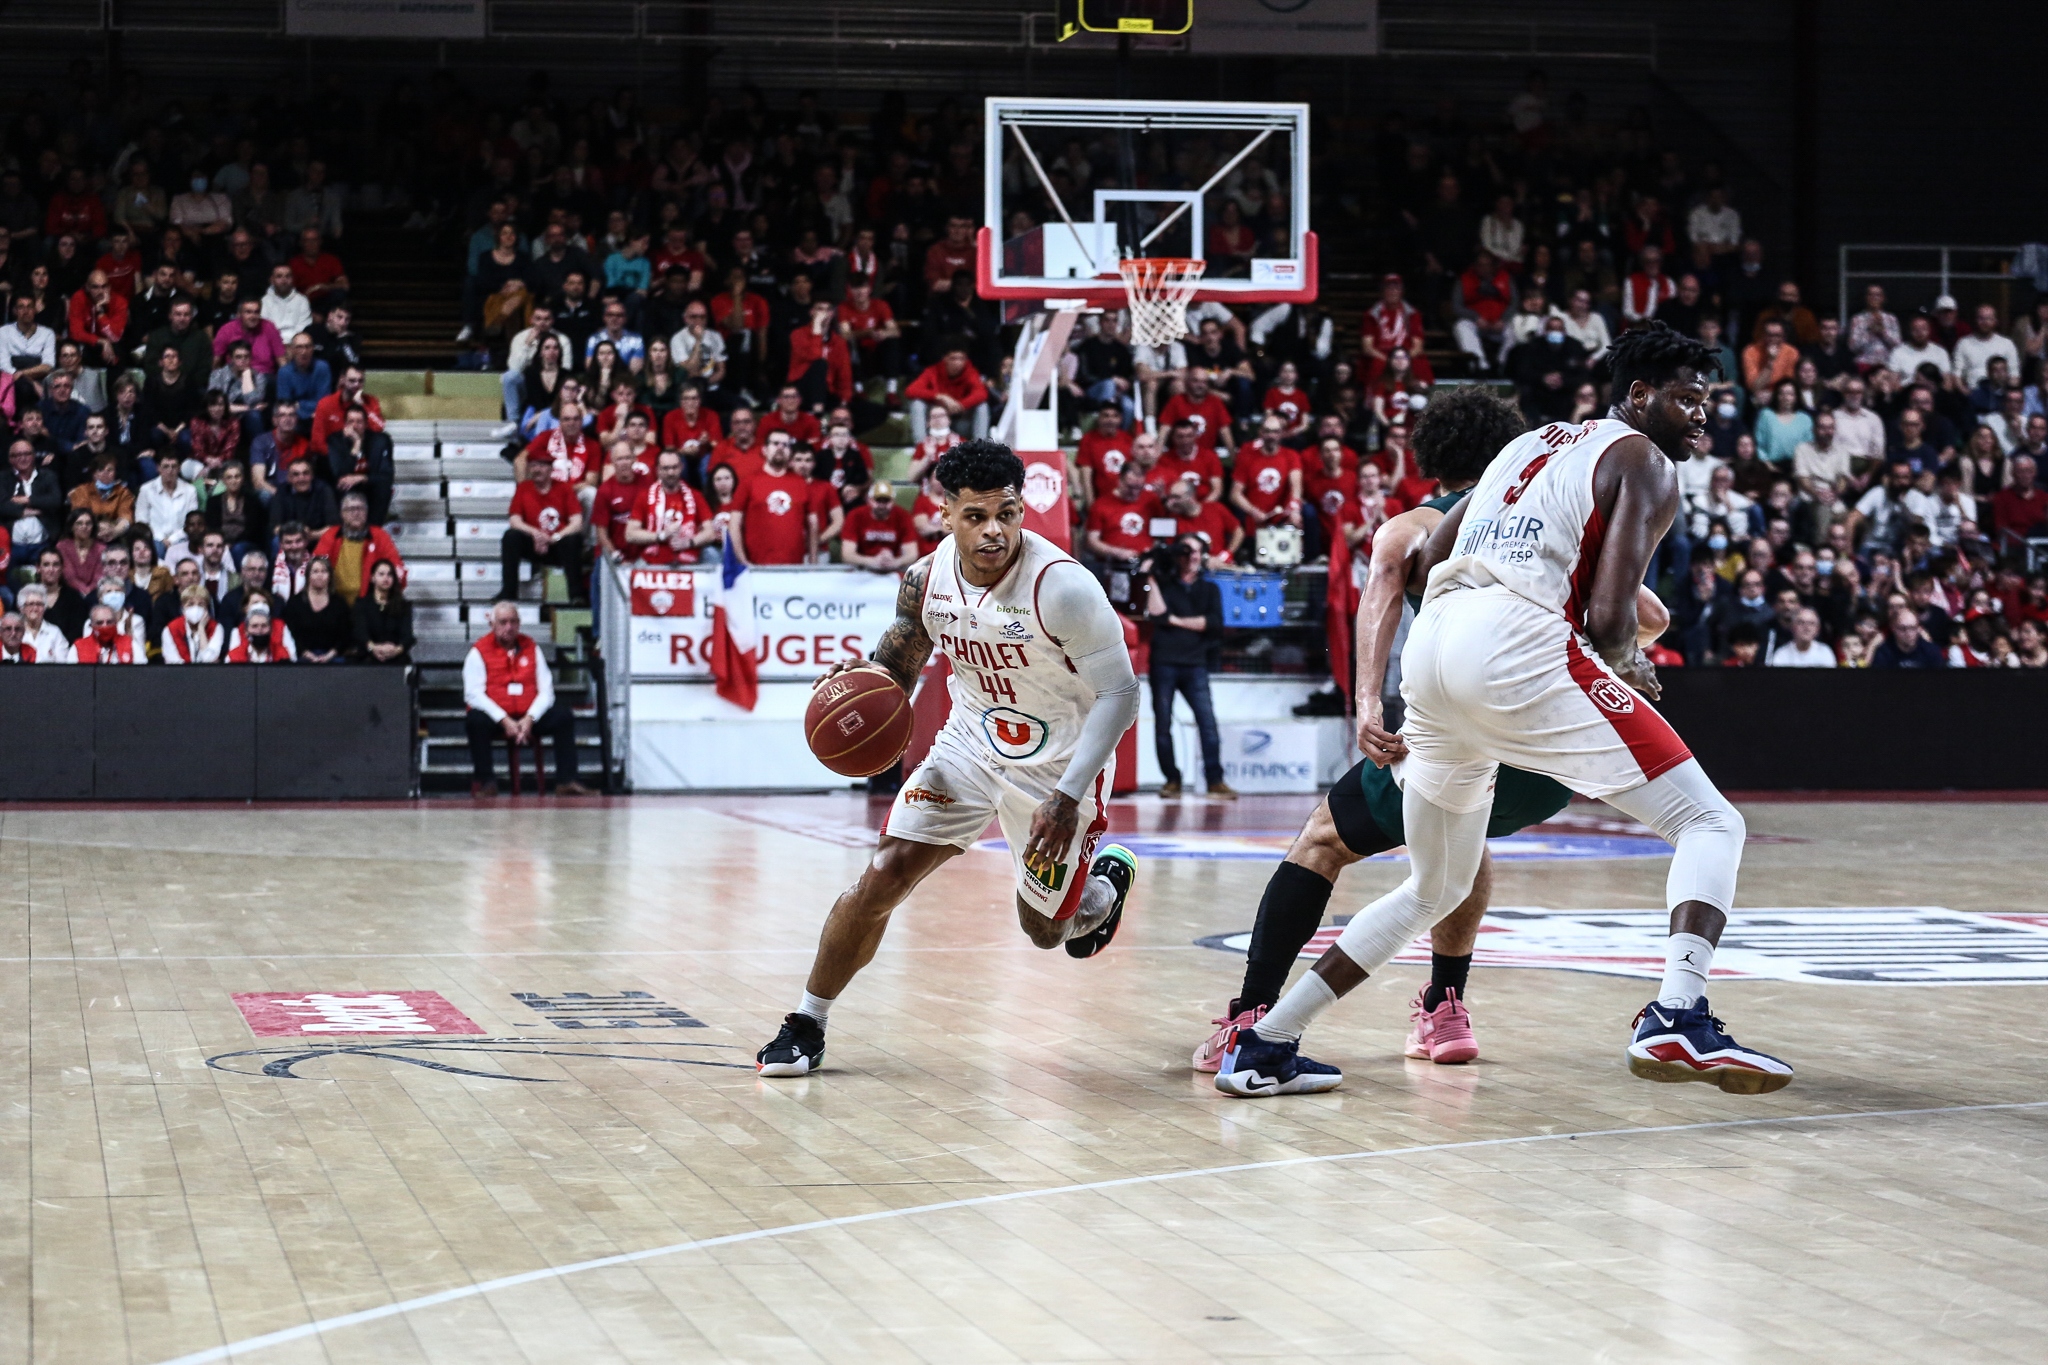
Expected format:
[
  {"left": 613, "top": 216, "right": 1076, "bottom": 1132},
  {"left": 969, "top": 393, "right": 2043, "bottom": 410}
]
[{"left": 1119, "top": 256, "right": 1207, "bottom": 348}]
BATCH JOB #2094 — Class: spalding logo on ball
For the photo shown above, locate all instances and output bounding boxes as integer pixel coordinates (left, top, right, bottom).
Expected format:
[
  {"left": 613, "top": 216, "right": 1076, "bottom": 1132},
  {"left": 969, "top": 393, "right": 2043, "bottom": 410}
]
[{"left": 805, "top": 666, "right": 914, "bottom": 777}]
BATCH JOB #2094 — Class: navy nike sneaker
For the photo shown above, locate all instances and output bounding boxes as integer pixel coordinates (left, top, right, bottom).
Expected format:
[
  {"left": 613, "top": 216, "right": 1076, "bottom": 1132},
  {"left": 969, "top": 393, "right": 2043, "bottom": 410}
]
[
  {"left": 1213, "top": 1024, "right": 1344, "bottom": 1097},
  {"left": 1627, "top": 996, "right": 1793, "bottom": 1094},
  {"left": 757, "top": 1012, "right": 826, "bottom": 1077}
]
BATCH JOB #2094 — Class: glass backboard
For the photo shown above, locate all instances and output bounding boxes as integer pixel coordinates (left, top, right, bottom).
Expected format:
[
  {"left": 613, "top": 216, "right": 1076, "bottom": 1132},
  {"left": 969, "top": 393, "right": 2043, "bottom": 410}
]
[{"left": 978, "top": 97, "right": 1316, "bottom": 307}]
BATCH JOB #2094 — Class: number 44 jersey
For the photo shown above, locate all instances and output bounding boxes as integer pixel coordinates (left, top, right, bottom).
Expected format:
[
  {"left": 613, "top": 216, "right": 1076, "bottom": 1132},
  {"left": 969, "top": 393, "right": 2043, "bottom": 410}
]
[{"left": 919, "top": 529, "right": 1112, "bottom": 779}]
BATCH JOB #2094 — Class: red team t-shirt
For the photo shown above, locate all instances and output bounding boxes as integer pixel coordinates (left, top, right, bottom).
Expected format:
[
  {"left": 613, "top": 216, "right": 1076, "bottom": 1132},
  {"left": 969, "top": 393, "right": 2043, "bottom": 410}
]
[
  {"left": 593, "top": 475, "right": 646, "bottom": 560},
  {"left": 711, "top": 440, "right": 764, "bottom": 486},
  {"left": 525, "top": 429, "right": 598, "bottom": 485},
  {"left": 1232, "top": 443, "right": 1300, "bottom": 516},
  {"left": 661, "top": 406, "right": 723, "bottom": 456},
  {"left": 1301, "top": 463, "right": 1359, "bottom": 523},
  {"left": 1085, "top": 491, "right": 1163, "bottom": 555},
  {"left": 1158, "top": 391, "right": 1236, "bottom": 449},
  {"left": 758, "top": 409, "right": 823, "bottom": 447},
  {"left": 840, "top": 502, "right": 916, "bottom": 556},
  {"left": 839, "top": 297, "right": 894, "bottom": 347},
  {"left": 1155, "top": 447, "right": 1224, "bottom": 499},
  {"left": 1175, "top": 500, "right": 1240, "bottom": 558},
  {"left": 509, "top": 480, "right": 582, "bottom": 537},
  {"left": 633, "top": 480, "right": 709, "bottom": 565},
  {"left": 1077, "top": 429, "right": 1134, "bottom": 490},
  {"left": 1262, "top": 385, "right": 1310, "bottom": 430},
  {"left": 911, "top": 489, "right": 947, "bottom": 554},
  {"left": 735, "top": 470, "right": 811, "bottom": 565}
]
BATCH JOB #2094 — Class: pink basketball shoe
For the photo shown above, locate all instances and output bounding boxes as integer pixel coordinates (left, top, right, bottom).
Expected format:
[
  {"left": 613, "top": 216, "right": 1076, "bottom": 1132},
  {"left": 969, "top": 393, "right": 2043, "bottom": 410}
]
[
  {"left": 1192, "top": 1004, "right": 1266, "bottom": 1073},
  {"left": 1403, "top": 988, "right": 1479, "bottom": 1064}
]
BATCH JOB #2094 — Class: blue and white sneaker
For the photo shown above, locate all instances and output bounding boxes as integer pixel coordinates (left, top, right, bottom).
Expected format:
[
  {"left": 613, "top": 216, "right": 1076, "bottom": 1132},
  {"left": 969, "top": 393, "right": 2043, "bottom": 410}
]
[
  {"left": 1213, "top": 1025, "right": 1344, "bottom": 1097},
  {"left": 1627, "top": 996, "right": 1793, "bottom": 1094}
]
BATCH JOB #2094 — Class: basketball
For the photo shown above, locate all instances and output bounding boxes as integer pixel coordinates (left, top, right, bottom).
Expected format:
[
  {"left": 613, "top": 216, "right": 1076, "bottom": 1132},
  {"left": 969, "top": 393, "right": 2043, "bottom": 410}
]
[{"left": 805, "top": 666, "right": 914, "bottom": 777}]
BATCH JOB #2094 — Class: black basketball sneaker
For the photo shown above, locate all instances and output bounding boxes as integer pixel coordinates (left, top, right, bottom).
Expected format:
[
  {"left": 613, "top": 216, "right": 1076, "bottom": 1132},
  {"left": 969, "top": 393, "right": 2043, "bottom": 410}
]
[
  {"left": 757, "top": 1012, "right": 826, "bottom": 1077},
  {"left": 1065, "top": 844, "right": 1138, "bottom": 959}
]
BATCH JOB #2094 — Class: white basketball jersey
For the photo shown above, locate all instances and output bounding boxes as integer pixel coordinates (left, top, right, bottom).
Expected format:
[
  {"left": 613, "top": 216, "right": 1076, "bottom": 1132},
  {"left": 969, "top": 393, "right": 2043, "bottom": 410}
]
[
  {"left": 920, "top": 530, "right": 1101, "bottom": 773},
  {"left": 1424, "top": 416, "right": 1647, "bottom": 628}
]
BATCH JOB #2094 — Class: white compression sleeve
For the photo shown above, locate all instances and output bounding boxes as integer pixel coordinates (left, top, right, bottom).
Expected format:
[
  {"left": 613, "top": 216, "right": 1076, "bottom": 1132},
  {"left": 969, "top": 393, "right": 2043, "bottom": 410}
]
[
  {"left": 1330, "top": 781, "right": 1491, "bottom": 975},
  {"left": 1038, "top": 562, "right": 1141, "bottom": 801},
  {"left": 1602, "top": 758, "right": 1746, "bottom": 914}
]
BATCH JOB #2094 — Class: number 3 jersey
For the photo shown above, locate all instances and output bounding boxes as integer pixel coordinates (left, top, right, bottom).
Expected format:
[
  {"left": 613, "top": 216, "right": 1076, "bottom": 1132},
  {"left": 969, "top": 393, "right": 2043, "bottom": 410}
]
[
  {"left": 919, "top": 529, "right": 1122, "bottom": 779},
  {"left": 1424, "top": 416, "right": 1647, "bottom": 631}
]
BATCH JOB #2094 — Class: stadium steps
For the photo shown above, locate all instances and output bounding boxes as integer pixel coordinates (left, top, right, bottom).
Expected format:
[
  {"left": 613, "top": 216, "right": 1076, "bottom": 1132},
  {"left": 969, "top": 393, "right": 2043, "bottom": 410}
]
[{"left": 348, "top": 216, "right": 463, "bottom": 369}]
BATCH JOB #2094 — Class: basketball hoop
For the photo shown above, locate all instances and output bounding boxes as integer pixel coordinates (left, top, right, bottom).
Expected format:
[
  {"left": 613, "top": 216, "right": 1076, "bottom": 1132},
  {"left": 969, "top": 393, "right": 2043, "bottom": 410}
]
[{"left": 1119, "top": 256, "right": 1206, "bottom": 347}]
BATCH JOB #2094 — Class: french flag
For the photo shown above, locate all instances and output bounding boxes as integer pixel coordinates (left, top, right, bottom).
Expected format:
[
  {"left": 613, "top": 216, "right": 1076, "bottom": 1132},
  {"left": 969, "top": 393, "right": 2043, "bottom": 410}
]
[{"left": 708, "top": 531, "right": 759, "bottom": 710}]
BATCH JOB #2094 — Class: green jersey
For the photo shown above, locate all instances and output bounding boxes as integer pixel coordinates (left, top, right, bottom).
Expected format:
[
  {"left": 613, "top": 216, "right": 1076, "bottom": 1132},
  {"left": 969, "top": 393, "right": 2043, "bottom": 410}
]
[{"left": 1377, "top": 486, "right": 1570, "bottom": 840}]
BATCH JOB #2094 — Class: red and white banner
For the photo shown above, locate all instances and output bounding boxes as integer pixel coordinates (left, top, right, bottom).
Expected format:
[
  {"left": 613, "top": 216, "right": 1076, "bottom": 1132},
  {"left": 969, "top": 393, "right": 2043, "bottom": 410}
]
[
  {"left": 628, "top": 565, "right": 902, "bottom": 680},
  {"left": 233, "top": 991, "right": 484, "bottom": 1036}
]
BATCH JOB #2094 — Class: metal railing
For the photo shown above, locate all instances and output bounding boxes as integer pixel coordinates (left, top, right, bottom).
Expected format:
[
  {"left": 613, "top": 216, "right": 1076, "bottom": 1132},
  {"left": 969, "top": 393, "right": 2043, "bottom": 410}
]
[
  {"left": 1837, "top": 244, "right": 2025, "bottom": 326},
  {"left": 597, "top": 555, "right": 635, "bottom": 790}
]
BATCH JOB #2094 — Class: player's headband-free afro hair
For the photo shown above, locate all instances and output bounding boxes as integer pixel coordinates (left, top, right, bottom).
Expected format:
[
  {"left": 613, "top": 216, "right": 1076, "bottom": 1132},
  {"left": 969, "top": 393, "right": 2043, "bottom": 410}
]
[
  {"left": 934, "top": 439, "right": 1028, "bottom": 498},
  {"left": 1411, "top": 386, "right": 1528, "bottom": 485}
]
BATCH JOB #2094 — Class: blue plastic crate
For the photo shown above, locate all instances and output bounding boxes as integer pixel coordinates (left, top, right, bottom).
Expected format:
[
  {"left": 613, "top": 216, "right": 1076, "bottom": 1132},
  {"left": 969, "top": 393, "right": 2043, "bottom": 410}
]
[{"left": 1213, "top": 572, "right": 1289, "bottom": 628}]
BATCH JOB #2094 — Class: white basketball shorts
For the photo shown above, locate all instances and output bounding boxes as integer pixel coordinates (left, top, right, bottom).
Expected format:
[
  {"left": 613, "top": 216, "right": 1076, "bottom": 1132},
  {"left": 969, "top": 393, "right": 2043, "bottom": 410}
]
[
  {"left": 1399, "top": 584, "right": 1693, "bottom": 810},
  {"left": 882, "top": 723, "right": 1112, "bottom": 919}
]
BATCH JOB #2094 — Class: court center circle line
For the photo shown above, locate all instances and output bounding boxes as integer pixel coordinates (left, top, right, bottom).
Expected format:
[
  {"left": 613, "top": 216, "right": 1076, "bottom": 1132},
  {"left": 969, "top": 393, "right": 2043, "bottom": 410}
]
[{"left": 149, "top": 1096, "right": 2048, "bottom": 1364}]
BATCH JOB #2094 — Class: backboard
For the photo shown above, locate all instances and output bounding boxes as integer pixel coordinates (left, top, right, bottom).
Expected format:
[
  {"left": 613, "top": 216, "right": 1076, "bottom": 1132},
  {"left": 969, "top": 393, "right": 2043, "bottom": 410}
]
[{"left": 978, "top": 97, "right": 1316, "bottom": 309}]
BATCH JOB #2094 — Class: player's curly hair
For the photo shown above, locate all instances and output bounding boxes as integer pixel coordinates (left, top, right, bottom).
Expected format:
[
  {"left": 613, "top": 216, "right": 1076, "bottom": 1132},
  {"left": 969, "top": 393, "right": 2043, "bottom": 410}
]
[
  {"left": 1600, "top": 319, "right": 1722, "bottom": 396},
  {"left": 934, "top": 439, "right": 1027, "bottom": 497},
  {"left": 1411, "top": 385, "right": 1527, "bottom": 485}
]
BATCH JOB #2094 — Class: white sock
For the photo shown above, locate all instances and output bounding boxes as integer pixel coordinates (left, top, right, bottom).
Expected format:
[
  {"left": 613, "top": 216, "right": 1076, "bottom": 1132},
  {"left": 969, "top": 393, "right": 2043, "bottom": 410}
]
[
  {"left": 1253, "top": 972, "right": 1336, "bottom": 1043},
  {"left": 797, "top": 990, "right": 835, "bottom": 1024},
  {"left": 1657, "top": 934, "right": 1714, "bottom": 1009}
]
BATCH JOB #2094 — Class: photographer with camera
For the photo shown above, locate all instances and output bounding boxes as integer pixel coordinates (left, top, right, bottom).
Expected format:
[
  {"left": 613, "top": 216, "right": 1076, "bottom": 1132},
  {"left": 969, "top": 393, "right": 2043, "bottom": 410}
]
[{"left": 1143, "top": 535, "right": 1234, "bottom": 800}]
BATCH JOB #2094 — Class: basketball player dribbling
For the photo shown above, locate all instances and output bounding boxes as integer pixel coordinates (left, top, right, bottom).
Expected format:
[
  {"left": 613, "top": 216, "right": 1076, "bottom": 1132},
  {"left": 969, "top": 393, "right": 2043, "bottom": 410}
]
[
  {"left": 1218, "top": 322, "right": 1793, "bottom": 1098},
  {"left": 758, "top": 441, "right": 1142, "bottom": 1077},
  {"left": 1191, "top": 388, "right": 1672, "bottom": 1075}
]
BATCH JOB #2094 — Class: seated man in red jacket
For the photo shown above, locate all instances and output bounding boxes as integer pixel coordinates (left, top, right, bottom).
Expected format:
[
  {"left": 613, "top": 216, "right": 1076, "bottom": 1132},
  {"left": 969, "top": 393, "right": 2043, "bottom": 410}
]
[
  {"left": 904, "top": 337, "right": 989, "bottom": 443},
  {"left": 312, "top": 490, "right": 406, "bottom": 605},
  {"left": 786, "top": 299, "right": 853, "bottom": 415},
  {"left": 462, "top": 600, "right": 591, "bottom": 798}
]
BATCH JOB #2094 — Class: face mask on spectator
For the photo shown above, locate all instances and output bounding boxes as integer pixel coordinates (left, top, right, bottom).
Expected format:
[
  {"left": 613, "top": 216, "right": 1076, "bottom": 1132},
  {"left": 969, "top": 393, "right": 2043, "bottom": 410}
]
[
  {"left": 1816, "top": 559, "right": 1834, "bottom": 576},
  {"left": 100, "top": 589, "right": 125, "bottom": 609},
  {"left": 93, "top": 621, "right": 118, "bottom": 644},
  {"left": 1544, "top": 328, "right": 1564, "bottom": 345},
  {"left": 1715, "top": 401, "right": 1738, "bottom": 420},
  {"left": 182, "top": 604, "right": 207, "bottom": 627},
  {"left": 1708, "top": 534, "right": 1728, "bottom": 552},
  {"left": 96, "top": 476, "right": 117, "bottom": 494},
  {"left": 191, "top": 176, "right": 209, "bottom": 193}
]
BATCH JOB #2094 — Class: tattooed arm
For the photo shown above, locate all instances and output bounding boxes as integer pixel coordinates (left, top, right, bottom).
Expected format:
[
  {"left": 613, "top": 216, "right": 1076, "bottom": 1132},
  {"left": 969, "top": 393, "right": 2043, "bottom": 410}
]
[{"left": 816, "top": 558, "right": 933, "bottom": 695}]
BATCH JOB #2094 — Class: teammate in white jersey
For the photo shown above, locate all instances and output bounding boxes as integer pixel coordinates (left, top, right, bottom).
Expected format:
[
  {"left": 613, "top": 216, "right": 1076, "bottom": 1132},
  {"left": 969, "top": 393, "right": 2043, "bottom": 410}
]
[
  {"left": 1219, "top": 322, "right": 1793, "bottom": 1098},
  {"left": 759, "top": 441, "right": 1143, "bottom": 1077}
]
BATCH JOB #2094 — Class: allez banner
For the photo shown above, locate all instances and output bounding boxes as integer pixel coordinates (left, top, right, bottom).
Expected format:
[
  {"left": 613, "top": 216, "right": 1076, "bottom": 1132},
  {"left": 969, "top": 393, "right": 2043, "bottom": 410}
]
[{"left": 628, "top": 565, "right": 901, "bottom": 679}]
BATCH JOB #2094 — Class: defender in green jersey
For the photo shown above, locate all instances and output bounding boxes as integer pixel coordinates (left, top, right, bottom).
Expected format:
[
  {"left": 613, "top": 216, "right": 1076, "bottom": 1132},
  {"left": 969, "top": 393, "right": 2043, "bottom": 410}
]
[{"left": 1193, "top": 390, "right": 1669, "bottom": 1073}]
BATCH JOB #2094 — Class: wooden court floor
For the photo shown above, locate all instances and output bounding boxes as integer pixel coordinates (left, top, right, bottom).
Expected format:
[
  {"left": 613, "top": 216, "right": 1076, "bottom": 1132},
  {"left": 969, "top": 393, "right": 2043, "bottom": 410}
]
[{"left": 4, "top": 794, "right": 2046, "bottom": 1365}]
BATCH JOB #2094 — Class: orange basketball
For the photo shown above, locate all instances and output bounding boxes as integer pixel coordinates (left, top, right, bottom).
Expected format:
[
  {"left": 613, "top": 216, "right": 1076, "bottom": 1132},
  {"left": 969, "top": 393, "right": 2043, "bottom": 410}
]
[{"left": 805, "top": 666, "right": 915, "bottom": 778}]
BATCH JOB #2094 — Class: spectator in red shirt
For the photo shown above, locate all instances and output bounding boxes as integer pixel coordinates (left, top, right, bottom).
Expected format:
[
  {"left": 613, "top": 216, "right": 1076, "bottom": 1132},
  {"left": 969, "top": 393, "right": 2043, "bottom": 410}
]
[
  {"left": 1992, "top": 454, "right": 2047, "bottom": 550},
  {"left": 68, "top": 272, "right": 127, "bottom": 368},
  {"left": 1341, "top": 462, "right": 1408, "bottom": 564},
  {"left": 45, "top": 168, "right": 105, "bottom": 245},
  {"left": 904, "top": 341, "right": 990, "bottom": 443},
  {"left": 1302, "top": 434, "right": 1359, "bottom": 561},
  {"left": 709, "top": 406, "right": 762, "bottom": 484},
  {"left": 517, "top": 399, "right": 600, "bottom": 498},
  {"left": 923, "top": 214, "right": 977, "bottom": 294},
  {"left": 592, "top": 439, "right": 648, "bottom": 563},
  {"left": 309, "top": 364, "right": 383, "bottom": 452},
  {"left": 94, "top": 227, "right": 142, "bottom": 299},
  {"left": 709, "top": 266, "right": 770, "bottom": 396},
  {"left": 501, "top": 458, "right": 586, "bottom": 604},
  {"left": 791, "top": 443, "right": 843, "bottom": 553},
  {"left": 1451, "top": 248, "right": 1514, "bottom": 372},
  {"left": 788, "top": 298, "right": 854, "bottom": 411},
  {"left": 1076, "top": 403, "right": 1134, "bottom": 509},
  {"left": 1157, "top": 419, "right": 1225, "bottom": 503},
  {"left": 1262, "top": 361, "right": 1312, "bottom": 438},
  {"left": 839, "top": 479, "right": 919, "bottom": 572},
  {"left": 1231, "top": 415, "right": 1304, "bottom": 533},
  {"left": 1157, "top": 372, "right": 1236, "bottom": 459},
  {"left": 1083, "top": 461, "right": 1164, "bottom": 567},
  {"left": 909, "top": 472, "right": 947, "bottom": 555},
  {"left": 627, "top": 448, "right": 715, "bottom": 565},
  {"left": 837, "top": 277, "right": 902, "bottom": 386},
  {"left": 288, "top": 229, "right": 350, "bottom": 313},
  {"left": 660, "top": 382, "right": 723, "bottom": 476},
  {"left": 1361, "top": 273, "right": 1432, "bottom": 384},
  {"left": 1162, "top": 476, "right": 1243, "bottom": 568},
  {"left": 731, "top": 431, "right": 812, "bottom": 566},
  {"left": 759, "top": 382, "right": 824, "bottom": 447}
]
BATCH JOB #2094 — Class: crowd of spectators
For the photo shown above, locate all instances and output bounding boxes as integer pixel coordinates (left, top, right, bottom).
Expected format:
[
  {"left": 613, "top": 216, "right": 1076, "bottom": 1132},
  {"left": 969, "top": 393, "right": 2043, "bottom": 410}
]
[{"left": 0, "top": 68, "right": 417, "bottom": 664}]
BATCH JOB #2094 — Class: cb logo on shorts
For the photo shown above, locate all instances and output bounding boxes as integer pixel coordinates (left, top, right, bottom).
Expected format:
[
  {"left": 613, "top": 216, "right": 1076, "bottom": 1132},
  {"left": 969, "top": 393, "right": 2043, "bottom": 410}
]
[
  {"left": 982, "top": 707, "right": 1050, "bottom": 759},
  {"left": 1588, "top": 678, "right": 1636, "bottom": 714}
]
